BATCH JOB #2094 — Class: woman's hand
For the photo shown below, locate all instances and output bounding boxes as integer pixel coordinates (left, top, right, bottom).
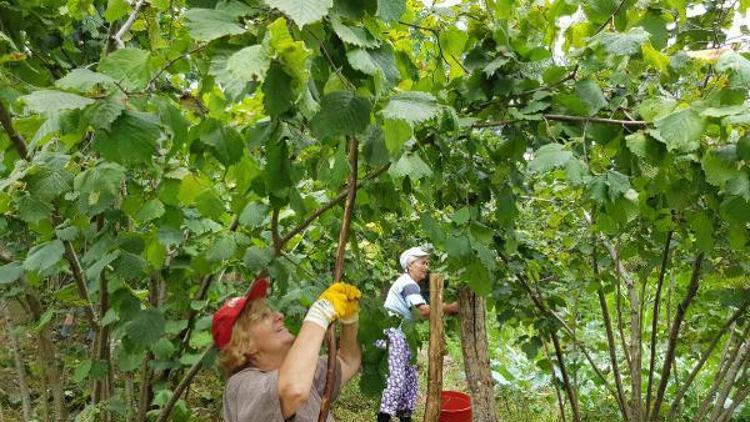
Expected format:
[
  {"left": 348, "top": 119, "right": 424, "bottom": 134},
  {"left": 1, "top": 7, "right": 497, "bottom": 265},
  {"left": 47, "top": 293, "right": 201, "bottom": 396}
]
[
  {"left": 320, "top": 282, "right": 361, "bottom": 324},
  {"left": 304, "top": 282, "right": 362, "bottom": 328}
]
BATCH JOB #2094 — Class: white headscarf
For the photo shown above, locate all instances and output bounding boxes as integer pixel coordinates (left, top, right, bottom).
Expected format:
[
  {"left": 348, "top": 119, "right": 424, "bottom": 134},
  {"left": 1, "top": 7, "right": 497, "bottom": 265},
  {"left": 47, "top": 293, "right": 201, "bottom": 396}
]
[{"left": 399, "top": 247, "right": 429, "bottom": 272}]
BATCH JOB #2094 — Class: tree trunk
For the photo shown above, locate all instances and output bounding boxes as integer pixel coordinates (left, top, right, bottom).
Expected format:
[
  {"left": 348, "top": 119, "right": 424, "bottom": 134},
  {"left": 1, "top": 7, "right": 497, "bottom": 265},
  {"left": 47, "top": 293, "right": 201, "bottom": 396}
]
[
  {"left": 652, "top": 254, "right": 704, "bottom": 419},
  {"left": 2, "top": 302, "right": 32, "bottom": 421},
  {"left": 550, "top": 330, "right": 581, "bottom": 422},
  {"left": 598, "top": 289, "right": 630, "bottom": 421},
  {"left": 424, "top": 273, "right": 445, "bottom": 422},
  {"left": 543, "top": 340, "right": 567, "bottom": 422},
  {"left": 646, "top": 231, "right": 673, "bottom": 421},
  {"left": 458, "top": 286, "right": 498, "bottom": 422}
]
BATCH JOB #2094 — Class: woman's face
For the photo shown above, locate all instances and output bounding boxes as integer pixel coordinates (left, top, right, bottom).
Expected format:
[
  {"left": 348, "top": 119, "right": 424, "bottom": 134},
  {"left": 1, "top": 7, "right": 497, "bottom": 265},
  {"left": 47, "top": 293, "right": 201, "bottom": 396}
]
[
  {"left": 408, "top": 256, "right": 429, "bottom": 281},
  {"left": 250, "top": 307, "right": 295, "bottom": 356}
]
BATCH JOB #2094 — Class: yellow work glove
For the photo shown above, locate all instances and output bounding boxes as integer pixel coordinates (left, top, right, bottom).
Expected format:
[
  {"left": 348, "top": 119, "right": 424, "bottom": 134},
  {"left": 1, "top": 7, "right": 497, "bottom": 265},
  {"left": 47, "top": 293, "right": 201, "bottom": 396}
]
[
  {"left": 320, "top": 282, "right": 361, "bottom": 324},
  {"left": 304, "top": 282, "right": 362, "bottom": 328}
]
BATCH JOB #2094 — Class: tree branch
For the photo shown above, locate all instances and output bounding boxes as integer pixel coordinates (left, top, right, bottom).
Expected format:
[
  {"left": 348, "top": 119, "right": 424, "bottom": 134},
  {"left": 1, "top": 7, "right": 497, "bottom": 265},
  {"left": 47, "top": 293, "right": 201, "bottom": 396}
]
[
  {"left": 550, "top": 330, "right": 581, "bottom": 422},
  {"left": 692, "top": 325, "right": 746, "bottom": 422},
  {"left": 651, "top": 253, "right": 705, "bottom": 420},
  {"left": 646, "top": 230, "right": 674, "bottom": 420},
  {"left": 279, "top": 164, "right": 388, "bottom": 246},
  {"left": 668, "top": 300, "right": 750, "bottom": 419},
  {"left": 398, "top": 20, "right": 469, "bottom": 74},
  {"left": 146, "top": 44, "right": 207, "bottom": 90},
  {"left": 271, "top": 207, "right": 282, "bottom": 256},
  {"left": 155, "top": 346, "right": 212, "bottom": 422},
  {"left": 517, "top": 276, "right": 619, "bottom": 401},
  {"left": 63, "top": 237, "right": 98, "bottom": 327},
  {"left": 474, "top": 114, "right": 647, "bottom": 128},
  {"left": 113, "top": 0, "right": 147, "bottom": 48},
  {"left": 594, "top": 238, "right": 630, "bottom": 421},
  {"left": 0, "top": 100, "right": 29, "bottom": 160}
]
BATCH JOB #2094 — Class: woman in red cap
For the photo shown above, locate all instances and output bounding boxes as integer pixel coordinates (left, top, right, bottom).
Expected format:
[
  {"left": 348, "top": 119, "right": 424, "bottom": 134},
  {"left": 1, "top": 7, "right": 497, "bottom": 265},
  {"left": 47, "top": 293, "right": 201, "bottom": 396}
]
[{"left": 212, "top": 278, "right": 362, "bottom": 421}]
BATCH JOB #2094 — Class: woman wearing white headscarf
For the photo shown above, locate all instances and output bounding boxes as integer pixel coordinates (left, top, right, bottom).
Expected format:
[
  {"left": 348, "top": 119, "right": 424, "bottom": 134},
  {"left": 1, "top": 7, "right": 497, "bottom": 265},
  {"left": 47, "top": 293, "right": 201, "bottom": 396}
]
[{"left": 377, "top": 247, "right": 459, "bottom": 422}]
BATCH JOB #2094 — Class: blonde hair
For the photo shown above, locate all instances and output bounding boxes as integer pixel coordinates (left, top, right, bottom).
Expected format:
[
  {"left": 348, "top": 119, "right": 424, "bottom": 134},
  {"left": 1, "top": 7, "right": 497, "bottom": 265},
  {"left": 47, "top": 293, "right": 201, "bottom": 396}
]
[{"left": 218, "top": 299, "right": 268, "bottom": 377}]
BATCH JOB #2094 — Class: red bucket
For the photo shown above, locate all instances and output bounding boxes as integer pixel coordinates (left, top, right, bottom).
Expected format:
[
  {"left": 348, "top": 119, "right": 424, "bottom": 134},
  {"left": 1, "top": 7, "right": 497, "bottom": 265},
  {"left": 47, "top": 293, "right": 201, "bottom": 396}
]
[{"left": 439, "top": 391, "right": 472, "bottom": 422}]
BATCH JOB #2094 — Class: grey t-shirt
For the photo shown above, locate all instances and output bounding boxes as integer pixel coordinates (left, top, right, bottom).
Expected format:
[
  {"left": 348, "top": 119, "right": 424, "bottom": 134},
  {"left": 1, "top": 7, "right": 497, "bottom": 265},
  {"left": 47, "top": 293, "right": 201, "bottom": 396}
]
[{"left": 223, "top": 356, "right": 342, "bottom": 422}]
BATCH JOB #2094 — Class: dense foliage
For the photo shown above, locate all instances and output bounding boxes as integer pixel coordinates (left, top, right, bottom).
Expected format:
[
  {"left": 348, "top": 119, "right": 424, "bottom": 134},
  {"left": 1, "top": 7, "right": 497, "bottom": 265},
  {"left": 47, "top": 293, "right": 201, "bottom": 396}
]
[{"left": 1, "top": 0, "right": 749, "bottom": 420}]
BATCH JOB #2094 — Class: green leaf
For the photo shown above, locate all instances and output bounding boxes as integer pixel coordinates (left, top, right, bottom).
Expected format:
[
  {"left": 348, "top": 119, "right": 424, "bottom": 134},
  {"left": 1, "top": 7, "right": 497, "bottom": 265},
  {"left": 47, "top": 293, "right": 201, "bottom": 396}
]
[
  {"left": 331, "top": 17, "right": 379, "bottom": 48},
  {"left": 362, "top": 124, "right": 389, "bottom": 166},
  {"left": 266, "top": 18, "right": 312, "bottom": 88},
  {"left": 377, "top": 0, "right": 405, "bottom": 21},
  {"left": 74, "top": 162, "right": 126, "bottom": 216},
  {"left": 94, "top": 111, "right": 160, "bottom": 165},
  {"left": 576, "top": 80, "right": 607, "bottom": 116},
  {"left": 737, "top": 136, "right": 750, "bottom": 161},
  {"left": 263, "top": 62, "right": 295, "bottom": 117},
  {"left": 205, "top": 234, "right": 237, "bottom": 262},
  {"left": 716, "top": 51, "right": 750, "bottom": 87},
  {"left": 98, "top": 48, "right": 153, "bottom": 91},
  {"left": 689, "top": 213, "right": 714, "bottom": 252},
  {"left": 21, "top": 90, "right": 94, "bottom": 115},
  {"left": 105, "top": 0, "right": 130, "bottom": 22},
  {"left": 592, "top": 28, "right": 650, "bottom": 56},
  {"left": 239, "top": 202, "right": 269, "bottom": 227},
  {"left": 347, "top": 45, "right": 400, "bottom": 87},
  {"left": 134, "top": 199, "right": 165, "bottom": 223},
  {"left": 384, "top": 118, "right": 412, "bottom": 155},
  {"left": 654, "top": 108, "right": 706, "bottom": 153},
  {"left": 15, "top": 194, "right": 54, "bottom": 224},
  {"left": 26, "top": 162, "right": 73, "bottom": 202},
  {"left": 83, "top": 101, "right": 126, "bottom": 131},
  {"left": 700, "top": 105, "right": 748, "bottom": 118},
  {"left": 446, "top": 235, "right": 471, "bottom": 258},
  {"left": 389, "top": 152, "right": 433, "bottom": 180},
  {"left": 195, "top": 189, "right": 226, "bottom": 219},
  {"left": 465, "top": 260, "right": 492, "bottom": 296},
  {"left": 702, "top": 149, "right": 738, "bottom": 188},
  {"left": 151, "top": 338, "right": 175, "bottom": 359},
  {"left": 727, "top": 171, "right": 750, "bottom": 201},
  {"left": 528, "top": 143, "right": 573, "bottom": 173},
  {"left": 0, "top": 262, "right": 24, "bottom": 285},
  {"left": 73, "top": 360, "right": 92, "bottom": 383},
  {"left": 56, "top": 69, "right": 116, "bottom": 92},
  {"left": 24, "top": 240, "right": 65, "bottom": 273},
  {"left": 226, "top": 45, "right": 271, "bottom": 84},
  {"left": 178, "top": 174, "right": 211, "bottom": 205},
  {"left": 184, "top": 8, "right": 246, "bottom": 41},
  {"left": 638, "top": 97, "right": 676, "bottom": 122},
  {"left": 311, "top": 91, "right": 371, "bottom": 139},
  {"left": 200, "top": 124, "right": 244, "bottom": 166},
  {"left": 244, "top": 246, "right": 273, "bottom": 270},
  {"left": 55, "top": 226, "right": 80, "bottom": 241},
  {"left": 266, "top": 138, "right": 293, "bottom": 196},
  {"left": 382, "top": 92, "right": 440, "bottom": 125},
  {"left": 641, "top": 42, "right": 670, "bottom": 74},
  {"left": 263, "top": 0, "right": 332, "bottom": 27},
  {"left": 126, "top": 309, "right": 165, "bottom": 348},
  {"left": 583, "top": 0, "right": 617, "bottom": 24},
  {"left": 112, "top": 251, "right": 147, "bottom": 280}
]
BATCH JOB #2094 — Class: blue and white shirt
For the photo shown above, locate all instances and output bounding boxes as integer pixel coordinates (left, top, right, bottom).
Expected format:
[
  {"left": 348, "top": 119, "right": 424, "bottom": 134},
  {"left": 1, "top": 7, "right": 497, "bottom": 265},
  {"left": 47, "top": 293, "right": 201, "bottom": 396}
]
[{"left": 384, "top": 273, "right": 427, "bottom": 322}]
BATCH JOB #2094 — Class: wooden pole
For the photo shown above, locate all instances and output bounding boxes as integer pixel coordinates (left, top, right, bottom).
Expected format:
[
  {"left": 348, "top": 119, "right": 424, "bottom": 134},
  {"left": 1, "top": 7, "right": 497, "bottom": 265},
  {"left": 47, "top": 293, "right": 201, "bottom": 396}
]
[
  {"left": 424, "top": 273, "right": 445, "bottom": 422},
  {"left": 318, "top": 136, "right": 359, "bottom": 422}
]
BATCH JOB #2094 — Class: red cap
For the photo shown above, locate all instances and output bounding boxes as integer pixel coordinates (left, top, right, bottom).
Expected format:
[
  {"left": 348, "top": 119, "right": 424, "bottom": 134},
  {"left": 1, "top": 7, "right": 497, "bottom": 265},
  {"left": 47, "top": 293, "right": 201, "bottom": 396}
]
[{"left": 212, "top": 277, "right": 270, "bottom": 350}]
